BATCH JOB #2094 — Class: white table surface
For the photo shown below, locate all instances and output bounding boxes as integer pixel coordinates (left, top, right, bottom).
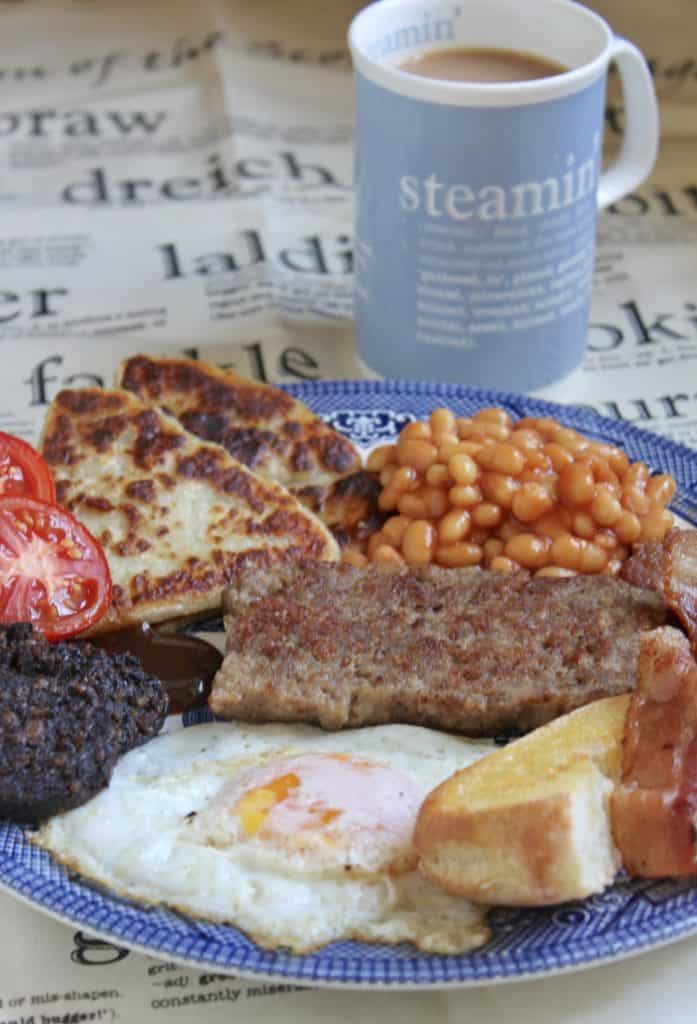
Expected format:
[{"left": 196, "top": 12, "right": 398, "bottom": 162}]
[{"left": 3, "top": 888, "right": 697, "bottom": 1023}]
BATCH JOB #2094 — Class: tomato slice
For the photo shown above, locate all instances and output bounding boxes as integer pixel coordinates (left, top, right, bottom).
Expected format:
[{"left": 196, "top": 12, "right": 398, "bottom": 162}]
[
  {"left": 0, "top": 496, "right": 112, "bottom": 639},
  {"left": 0, "top": 432, "right": 56, "bottom": 503}
]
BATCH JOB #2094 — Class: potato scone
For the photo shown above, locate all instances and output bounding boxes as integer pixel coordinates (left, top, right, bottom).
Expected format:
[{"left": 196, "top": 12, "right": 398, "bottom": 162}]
[
  {"left": 209, "top": 561, "right": 665, "bottom": 734},
  {"left": 40, "top": 388, "right": 338, "bottom": 633},
  {"left": 414, "top": 695, "right": 630, "bottom": 906},
  {"left": 117, "top": 355, "right": 382, "bottom": 551}
]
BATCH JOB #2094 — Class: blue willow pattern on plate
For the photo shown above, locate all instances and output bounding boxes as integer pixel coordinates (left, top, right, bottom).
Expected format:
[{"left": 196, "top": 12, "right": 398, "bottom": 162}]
[{"left": 1, "top": 379, "right": 697, "bottom": 989}]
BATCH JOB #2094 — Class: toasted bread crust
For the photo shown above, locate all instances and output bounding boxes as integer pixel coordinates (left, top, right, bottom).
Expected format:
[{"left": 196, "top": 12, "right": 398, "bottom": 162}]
[
  {"left": 417, "top": 791, "right": 576, "bottom": 905},
  {"left": 414, "top": 696, "right": 629, "bottom": 904},
  {"left": 40, "top": 388, "right": 338, "bottom": 632}
]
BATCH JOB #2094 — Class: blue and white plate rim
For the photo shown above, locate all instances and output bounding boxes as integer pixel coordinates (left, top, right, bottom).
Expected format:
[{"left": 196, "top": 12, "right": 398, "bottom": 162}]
[{"left": 1, "top": 376, "right": 697, "bottom": 991}]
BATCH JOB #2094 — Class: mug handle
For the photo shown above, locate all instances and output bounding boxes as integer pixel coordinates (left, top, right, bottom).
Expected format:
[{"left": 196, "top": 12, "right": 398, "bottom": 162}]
[{"left": 596, "top": 37, "right": 659, "bottom": 209}]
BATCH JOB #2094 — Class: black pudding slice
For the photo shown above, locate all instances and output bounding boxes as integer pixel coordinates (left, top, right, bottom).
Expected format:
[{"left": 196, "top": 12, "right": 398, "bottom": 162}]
[{"left": 0, "top": 623, "right": 168, "bottom": 823}]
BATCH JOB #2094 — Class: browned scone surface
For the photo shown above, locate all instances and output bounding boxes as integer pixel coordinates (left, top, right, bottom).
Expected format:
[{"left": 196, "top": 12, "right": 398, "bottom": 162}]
[
  {"left": 118, "top": 354, "right": 361, "bottom": 487},
  {"left": 40, "top": 388, "right": 338, "bottom": 632},
  {"left": 210, "top": 562, "right": 667, "bottom": 736},
  {"left": 117, "top": 355, "right": 380, "bottom": 551}
]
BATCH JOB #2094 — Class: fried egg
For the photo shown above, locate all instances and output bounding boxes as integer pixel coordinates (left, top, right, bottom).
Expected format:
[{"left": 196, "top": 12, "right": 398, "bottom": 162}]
[{"left": 36, "top": 722, "right": 492, "bottom": 954}]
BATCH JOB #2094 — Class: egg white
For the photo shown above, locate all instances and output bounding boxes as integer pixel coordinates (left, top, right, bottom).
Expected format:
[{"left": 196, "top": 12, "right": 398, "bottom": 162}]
[{"left": 36, "top": 722, "right": 492, "bottom": 954}]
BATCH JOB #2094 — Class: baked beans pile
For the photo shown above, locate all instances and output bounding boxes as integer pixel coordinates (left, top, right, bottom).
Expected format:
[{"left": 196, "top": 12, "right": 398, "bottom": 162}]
[{"left": 344, "top": 407, "right": 676, "bottom": 575}]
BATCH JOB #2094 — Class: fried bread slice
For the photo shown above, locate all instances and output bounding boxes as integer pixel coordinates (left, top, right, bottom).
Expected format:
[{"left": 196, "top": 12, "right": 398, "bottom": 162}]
[
  {"left": 40, "top": 388, "right": 338, "bottom": 633},
  {"left": 116, "top": 355, "right": 383, "bottom": 550},
  {"left": 414, "top": 695, "right": 629, "bottom": 906}
]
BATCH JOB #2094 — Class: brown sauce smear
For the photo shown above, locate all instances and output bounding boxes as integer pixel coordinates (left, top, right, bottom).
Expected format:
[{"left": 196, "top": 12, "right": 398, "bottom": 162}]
[{"left": 92, "top": 623, "right": 222, "bottom": 715}]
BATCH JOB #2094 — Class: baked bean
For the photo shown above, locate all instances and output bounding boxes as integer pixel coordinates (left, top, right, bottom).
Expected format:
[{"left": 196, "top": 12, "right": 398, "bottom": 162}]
[
  {"left": 381, "top": 515, "right": 411, "bottom": 547},
  {"left": 504, "top": 533, "right": 550, "bottom": 570},
  {"left": 558, "top": 462, "right": 595, "bottom": 506},
  {"left": 498, "top": 516, "right": 524, "bottom": 543},
  {"left": 342, "top": 550, "right": 368, "bottom": 567},
  {"left": 483, "top": 537, "right": 505, "bottom": 561},
  {"left": 430, "top": 408, "right": 457, "bottom": 435},
  {"left": 417, "top": 485, "right": 450, "bottom": 518},
  {"left": 397, "top": 493, "right": 428, "bottom": 519},
  {"left": 366, "top": 444, "right": 395, "bottom": 472},
  {"left": 396, "top": 438, "right": 438, "bottom": 472},
  {"left": 488, "top": 443, "right": 526, "bottom": 476},
  {"left": 529, "top": 417, "right": 563, "bottom": 439},
  {"left": 449, "top": 484, "right": 483, "bottom": 508},
  {"left": 402, "top": 520, "right": 436, "bottom": 565},
  {"left": 400, "top": 421, "right": 432, "bottom": 441},
  {"left": 590, "top": 486, "right": 622, "bottom": 527},
  {"left": 438, "top": 509, "right": 472, "bottom": 544},
  {"left": 472, "top": 407, "right": 513, "bottom": 428},
  {"left": 373, "top": 543, "right": 404, "bottom": 566},
  {"left": 559, "top": 435, "right": 591, "bottom": 457},
  {"left": 512, "top": 483, "right": 554, "bottom": 523},
  {"left": 489, "top": 555, "right": 518, "bottom": 572},
  {"left": 534, "top": 510, "right": 572, "bottom": 540},
  {"left": 622, "top": 488, "right": 650, "bottom": 517},
  {"left": 544, "top": 443, "right": 575, "bottom": 473},
  {"left": 475, "top": 422, "right": 511, "bottom": 442},
  {"left": 459, "top": 440, "right": 486, "bottom": 457},
  {"left": 480, "top": 472, "right": 519, "bottom": 508},
  {"left": 369, "top": 405, "right": 676, "bottom": 574},
  {"left": 471, "top": 502, "right": 503, "bottom": 529},
  {"left": 437, "top": 437, "right": 465, "bottom": 461},
  {"left": 640, "top": 507, "right": 674, "bottom": 542},
  {"left": 435, "top": 541, "right": 483, "bottom": 567},
  {"left": 523, "top": 450, "right": 553, "bottom": 474},
  {"left": 551, "top": 535, "right": 584, "bottom": 571},
  {"left": 647, "top": 474, "right": 676, "bottom": 506},
  {"left": 624, "top": 461, "right": 649, "bottom": 489},
  {"left": 594, "top": 529, "right": 620, "bottom": 551},
  {"left": 469, "top": 526, "right": 491, "bottom": 545},
  {"left": 432, "top": 433, "right": 458, "bottom": 453},
  {"left": 577, "top": 541, "right": 608, "bottom": 574},
  {"left": 425, "top": 463, "right": 451, "bottom": 487},
  {"left": 509, "top": 428, "right": 543, "bottom": 451},
  {"left": 536, "top": 566, "right": 577, "bottom": 578},
  {"left": 614, "top": 509, "right": 642, "bottom": 544},
  {"left": 378, "top": 465, "right": 418, "bottom": 510},
  {"left": 607, "top": 448, "right": 629, "bottom": 477},
  {"left": 449, "top": 452, "right": 479, "bottom": 485},
  {"left": 571, "top": 512, "right": 595, "bottom": 539},
  {"left": 580, "top": 452, "right": 617, "bottom": 487}
]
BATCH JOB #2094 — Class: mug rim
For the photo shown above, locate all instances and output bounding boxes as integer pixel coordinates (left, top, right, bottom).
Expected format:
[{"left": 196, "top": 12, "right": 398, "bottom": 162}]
[{"left": 348, "top": 0, "right": 615, "bottom": 108}]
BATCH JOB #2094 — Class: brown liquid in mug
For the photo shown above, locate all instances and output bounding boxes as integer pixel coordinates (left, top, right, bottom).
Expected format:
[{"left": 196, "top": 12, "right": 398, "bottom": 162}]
[{"left": 399, "top": 47, "right": 568, "bottom": 83}]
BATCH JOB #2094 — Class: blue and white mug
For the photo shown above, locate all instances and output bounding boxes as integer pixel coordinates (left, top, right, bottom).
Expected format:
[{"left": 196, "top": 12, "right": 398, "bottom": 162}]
[{"left": 349, "top": 0, "right": 658, "bottom": 391}]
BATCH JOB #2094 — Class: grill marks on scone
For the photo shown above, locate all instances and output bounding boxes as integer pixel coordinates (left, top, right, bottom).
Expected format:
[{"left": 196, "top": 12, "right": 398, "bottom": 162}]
[
  {"left": 210, "top": 562, "right": 667, "bottom": 736},
  {"left": 117, "top": 355, "right": 384, "bottom": 549},
  {"left": 39, "top": 388, "right": 338, "bottom": 633},
  {"left": 117, "top": 355, "right": 360, "bottom": 486}
]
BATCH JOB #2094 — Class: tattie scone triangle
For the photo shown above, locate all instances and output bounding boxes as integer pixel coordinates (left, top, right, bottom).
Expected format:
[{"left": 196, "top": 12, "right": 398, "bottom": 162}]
[
  {"left": 39, "top": 387, "right": 339, "bottom": 633},
  {"left": 116, "top": 354, "right": 361, "bottom": 490},
  {"left": 116, "top": 354, "right": 384, "bottom": 551}
]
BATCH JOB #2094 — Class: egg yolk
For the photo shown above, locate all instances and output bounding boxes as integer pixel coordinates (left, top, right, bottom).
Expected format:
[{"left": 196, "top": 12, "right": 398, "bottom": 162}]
[
  {"left": 192, "top": 752, "right": 425, "bottom": 875},
  {"left": 236, "top": 773, "right": 300, "bottom": 837}
]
